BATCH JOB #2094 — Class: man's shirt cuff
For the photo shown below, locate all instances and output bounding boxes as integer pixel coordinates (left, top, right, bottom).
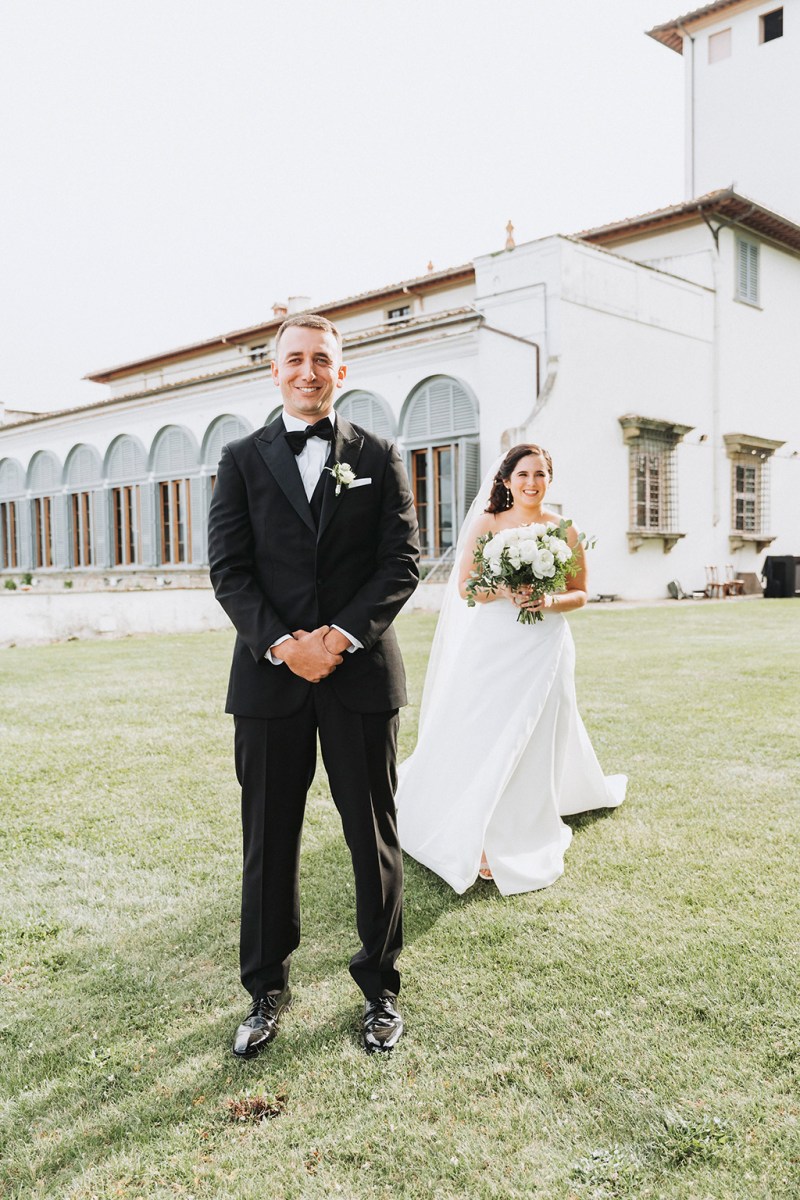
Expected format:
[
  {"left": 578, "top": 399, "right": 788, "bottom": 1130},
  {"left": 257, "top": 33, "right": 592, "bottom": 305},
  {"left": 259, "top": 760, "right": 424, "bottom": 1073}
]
[
  {"left": 265, "top": 634, "right": 292, "bottom": 665},
  {"left": 332, "top": 625, "right": 362, "bottom": 653}
]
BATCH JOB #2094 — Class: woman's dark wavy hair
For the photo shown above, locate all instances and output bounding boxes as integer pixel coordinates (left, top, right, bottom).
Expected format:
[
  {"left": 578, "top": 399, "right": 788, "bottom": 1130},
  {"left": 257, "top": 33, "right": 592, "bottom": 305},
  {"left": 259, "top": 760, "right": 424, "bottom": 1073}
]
[{"left": 485, "top": 444, "right": 554, "bottom": 514}]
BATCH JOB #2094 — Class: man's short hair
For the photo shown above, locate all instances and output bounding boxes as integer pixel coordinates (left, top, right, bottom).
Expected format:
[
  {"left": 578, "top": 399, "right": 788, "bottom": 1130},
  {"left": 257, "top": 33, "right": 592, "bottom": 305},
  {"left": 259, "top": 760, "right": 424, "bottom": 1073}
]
[{"left": 274, "top": 313, "right": 343, "bottom": 354}]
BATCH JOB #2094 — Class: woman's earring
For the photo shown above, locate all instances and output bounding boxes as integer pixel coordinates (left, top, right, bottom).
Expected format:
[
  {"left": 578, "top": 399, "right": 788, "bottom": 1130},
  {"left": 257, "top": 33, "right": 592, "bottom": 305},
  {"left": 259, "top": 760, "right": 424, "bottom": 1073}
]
[{"left": 505, "top": 486, "right": 513, "bottom": 508}]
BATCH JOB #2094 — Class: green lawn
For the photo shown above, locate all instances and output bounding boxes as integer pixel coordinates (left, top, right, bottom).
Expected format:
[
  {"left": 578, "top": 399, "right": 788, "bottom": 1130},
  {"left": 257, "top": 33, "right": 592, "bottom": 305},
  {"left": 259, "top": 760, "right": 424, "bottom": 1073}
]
[{"left": 0, "top": 602, "right": 798, "bottom": 1199}]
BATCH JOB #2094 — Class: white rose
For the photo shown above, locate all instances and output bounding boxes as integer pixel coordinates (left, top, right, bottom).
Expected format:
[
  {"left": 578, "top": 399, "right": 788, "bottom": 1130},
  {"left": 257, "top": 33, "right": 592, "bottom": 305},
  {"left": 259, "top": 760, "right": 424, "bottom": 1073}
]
[{"left": 519, "top": 539, "right": 538, "bottom": 564}]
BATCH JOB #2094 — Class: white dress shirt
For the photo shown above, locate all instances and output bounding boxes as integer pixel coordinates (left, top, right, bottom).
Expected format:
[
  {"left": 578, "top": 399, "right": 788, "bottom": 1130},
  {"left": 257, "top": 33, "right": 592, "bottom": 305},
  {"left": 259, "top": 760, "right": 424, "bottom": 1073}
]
[{"left": 266, "top": 411, "right": 362, "bottom": 664}]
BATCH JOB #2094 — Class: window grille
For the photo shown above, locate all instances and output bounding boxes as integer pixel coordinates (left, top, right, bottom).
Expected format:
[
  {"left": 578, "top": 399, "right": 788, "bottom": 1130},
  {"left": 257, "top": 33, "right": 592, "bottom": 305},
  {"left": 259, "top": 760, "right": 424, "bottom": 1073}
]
[
  {"left": 629, "top": 430, "right": 678, "bottom": 532},
  {"left": 736, "top": 238, "right": 759, "bottom": 305},
  {"left": 724, "top": 434, "right": 782, "bottom": 545},
  {"left": 619, "top": 415, "right": 692, "bottom": 551}
]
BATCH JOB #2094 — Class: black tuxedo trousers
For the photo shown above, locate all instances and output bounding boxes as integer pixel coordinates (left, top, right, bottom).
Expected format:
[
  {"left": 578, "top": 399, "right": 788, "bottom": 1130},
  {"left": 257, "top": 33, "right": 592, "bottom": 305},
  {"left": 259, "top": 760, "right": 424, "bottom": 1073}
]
[{"left": 235, "top": 687, "right": 402, "bottom": 998}]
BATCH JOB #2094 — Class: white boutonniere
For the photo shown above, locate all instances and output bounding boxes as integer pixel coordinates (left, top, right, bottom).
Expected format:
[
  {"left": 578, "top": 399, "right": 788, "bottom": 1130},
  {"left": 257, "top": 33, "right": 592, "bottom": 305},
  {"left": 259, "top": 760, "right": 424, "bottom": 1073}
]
[{"left": 326, "top": 461, "right": 357, "bottom": 496}]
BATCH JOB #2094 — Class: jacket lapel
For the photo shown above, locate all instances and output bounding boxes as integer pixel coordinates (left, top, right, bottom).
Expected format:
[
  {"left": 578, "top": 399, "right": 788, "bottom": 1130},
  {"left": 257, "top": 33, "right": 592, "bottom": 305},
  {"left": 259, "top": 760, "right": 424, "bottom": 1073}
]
[
  {"left": 317, "top": 416, "right": 365, "bottom": 542},
  {"left": 254, "top": 417, "right": 316, "bottom": 535}
]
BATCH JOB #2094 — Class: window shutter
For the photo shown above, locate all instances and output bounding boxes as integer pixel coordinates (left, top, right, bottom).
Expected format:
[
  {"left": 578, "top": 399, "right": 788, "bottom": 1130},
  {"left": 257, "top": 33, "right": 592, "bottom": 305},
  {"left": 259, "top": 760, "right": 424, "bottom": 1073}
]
[
  {"left": 337, "top": 392, "right": 395, "bottom": 438},
  {"left": 0, "top": 459, "right": 25, "bottom": 499},
  {"left": 139, "top": 481, "right": 156, "bottom": 566},
  {"left": 403, "top": 377, "right": 478, "bottom": 440},
  {"left": 93, "top": 489, "right": 109, "bottom": 567},
  {"left": 153, "top": 427, "right": 197, "bottom": 477},
  {"left": 107, "top": 436, "right": 146, "bottom": 482},
  {"left": 52, "top": 493, "right": 69, "bottom": 567},
  {"left": 66, "top": 445, "right": 102, "bottom": 487},
  {"left": 190, "top": 476, "right": 206, "bottom": 564},
  {"left": 17, "top": 500, "right": 33, "bottom": 569},
  {"left": 462, "top": 440, "right": 481, "bottom": 512},
  {"left": 29, "top": 452, "right": 60, "bottom": 494},
  {"left": 737, "top": 238, "right": 759, "bottom": 304},
  {"left": 204, "top": 415, "right": 250, "bottom": 468}
]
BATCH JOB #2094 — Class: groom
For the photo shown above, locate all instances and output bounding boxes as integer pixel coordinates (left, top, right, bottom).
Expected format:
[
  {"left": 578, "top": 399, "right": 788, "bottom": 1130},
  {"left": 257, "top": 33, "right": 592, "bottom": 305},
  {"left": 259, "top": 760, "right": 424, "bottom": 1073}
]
[{"left": 208, "top": 313, "right": 419, "bottom": 1055}]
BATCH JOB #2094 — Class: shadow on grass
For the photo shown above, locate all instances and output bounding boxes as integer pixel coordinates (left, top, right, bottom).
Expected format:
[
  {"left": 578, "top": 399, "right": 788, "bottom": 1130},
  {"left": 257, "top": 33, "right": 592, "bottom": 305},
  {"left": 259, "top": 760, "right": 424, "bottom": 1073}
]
[{"left": 563, "top": 805, "right": 619, "bottom": 835}]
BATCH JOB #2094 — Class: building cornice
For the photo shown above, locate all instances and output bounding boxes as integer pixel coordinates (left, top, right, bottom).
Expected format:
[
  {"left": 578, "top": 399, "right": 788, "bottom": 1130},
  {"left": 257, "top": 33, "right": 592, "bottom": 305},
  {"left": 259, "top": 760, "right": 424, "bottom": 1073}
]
[
  {"left": 0, "top": 307, "right": 480, "bottom": 433},
  {"left": 83, "top": 265, "right": 476, "bottom": 383},
  {"left": 647, "top": 0, "right": 766, "bottom": 53},
  {"left": 577, "top": 189, "right": 800, "bottom": 257}
]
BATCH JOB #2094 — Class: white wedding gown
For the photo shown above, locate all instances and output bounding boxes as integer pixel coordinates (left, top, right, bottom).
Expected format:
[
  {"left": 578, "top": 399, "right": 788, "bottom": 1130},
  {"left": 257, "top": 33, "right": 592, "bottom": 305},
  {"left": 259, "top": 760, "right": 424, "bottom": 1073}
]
[{"left": 396, "top": 596, "right": 626, "bottom": 896}]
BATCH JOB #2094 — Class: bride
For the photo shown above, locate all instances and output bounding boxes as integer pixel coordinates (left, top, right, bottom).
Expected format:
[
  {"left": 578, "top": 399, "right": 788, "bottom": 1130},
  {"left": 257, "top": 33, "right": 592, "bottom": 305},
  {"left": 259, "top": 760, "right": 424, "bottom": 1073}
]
[{"left": 396, "top": 443, "right": 626, "bottom": 896}]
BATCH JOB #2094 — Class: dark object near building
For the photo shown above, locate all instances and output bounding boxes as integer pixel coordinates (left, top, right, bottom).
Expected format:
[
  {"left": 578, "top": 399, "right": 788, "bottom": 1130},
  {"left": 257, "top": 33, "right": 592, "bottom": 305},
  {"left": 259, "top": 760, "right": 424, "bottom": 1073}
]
[{"left": 761, "top": 555, "right": 800, "bottom": 598}]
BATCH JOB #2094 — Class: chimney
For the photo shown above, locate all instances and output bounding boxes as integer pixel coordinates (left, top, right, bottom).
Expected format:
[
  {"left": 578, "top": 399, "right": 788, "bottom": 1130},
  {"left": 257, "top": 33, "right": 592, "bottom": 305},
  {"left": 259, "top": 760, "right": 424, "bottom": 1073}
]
[
  {"left": 287, "top": 295, "right": 312, "bottom": 314},
  {"left": 272, "top": 301, "right": 288, "bottom": 318}
]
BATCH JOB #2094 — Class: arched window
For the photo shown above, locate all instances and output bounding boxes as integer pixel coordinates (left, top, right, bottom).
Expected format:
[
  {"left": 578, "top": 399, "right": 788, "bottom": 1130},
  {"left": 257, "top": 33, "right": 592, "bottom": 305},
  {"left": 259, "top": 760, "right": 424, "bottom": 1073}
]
[
  {"left": 202, "top": 414, "right": 252, "bottom": 498},
  {"left": 27, "top": 451, "right": 63, "bottom": 569},
  {"left": 336, "top": 391, "right": 396, "bottom": 439},
  {"left": 64, "top": 444, "right": 103, "bottom": 568},
  {"left": 150, "top": 426, "right": 200, "bottom": 566},
  {"left": 105, "top": 435, "right": 148, "bottom": 567},
  {"left": 400, "top": 376, "right": 480, "bottom": 558},
  {"left": 0, "top": 458, "right": 25, "bottom": 570}
]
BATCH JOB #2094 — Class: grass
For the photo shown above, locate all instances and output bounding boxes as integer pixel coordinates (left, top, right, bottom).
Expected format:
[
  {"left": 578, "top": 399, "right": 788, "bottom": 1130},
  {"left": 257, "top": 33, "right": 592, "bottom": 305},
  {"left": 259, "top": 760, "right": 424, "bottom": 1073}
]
[{"left": 0, "top": 601, "right": 798, "bottom": 1199}]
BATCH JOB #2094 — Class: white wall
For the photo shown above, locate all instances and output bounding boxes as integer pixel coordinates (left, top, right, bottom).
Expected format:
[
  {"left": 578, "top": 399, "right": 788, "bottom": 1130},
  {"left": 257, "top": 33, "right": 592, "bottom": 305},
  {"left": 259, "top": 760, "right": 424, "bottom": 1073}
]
[{"left": 683, "top": 0, "right": 799, "bottom": 220}]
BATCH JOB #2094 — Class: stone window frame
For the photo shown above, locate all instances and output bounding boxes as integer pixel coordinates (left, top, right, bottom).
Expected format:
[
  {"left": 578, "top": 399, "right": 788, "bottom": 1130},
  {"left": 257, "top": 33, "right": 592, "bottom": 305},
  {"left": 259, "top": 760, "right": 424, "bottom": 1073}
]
[
  {"left": 723, "top": 433, "right": 784, "bottom": 553},
  {"left": 619, "top": 415, "right": 693, "bottom": 553}
]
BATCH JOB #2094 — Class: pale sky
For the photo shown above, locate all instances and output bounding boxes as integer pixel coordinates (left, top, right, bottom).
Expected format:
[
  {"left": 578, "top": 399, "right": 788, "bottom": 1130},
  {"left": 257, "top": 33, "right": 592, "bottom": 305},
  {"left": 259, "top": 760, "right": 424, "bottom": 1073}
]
[{"left": 0, "top": 0, "right": 686, "bottom": 413}]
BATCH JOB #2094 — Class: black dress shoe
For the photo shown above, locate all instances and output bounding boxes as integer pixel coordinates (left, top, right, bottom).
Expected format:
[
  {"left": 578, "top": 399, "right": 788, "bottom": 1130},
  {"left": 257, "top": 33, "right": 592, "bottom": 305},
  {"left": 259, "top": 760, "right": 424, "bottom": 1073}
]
[
  {"left": 361, "top": 994, "right": 403, "bottom": 1054},
  {"left": 232, "top": 989, "right": 291, "bottom": 1058}
]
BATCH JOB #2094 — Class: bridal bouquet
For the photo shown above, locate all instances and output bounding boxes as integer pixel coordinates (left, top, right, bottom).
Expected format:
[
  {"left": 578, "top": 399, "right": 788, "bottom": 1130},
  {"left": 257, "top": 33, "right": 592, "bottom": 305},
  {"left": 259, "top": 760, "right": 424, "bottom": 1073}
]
[{"left": 466, "top": 521, "right": 589, "bottom": 624}]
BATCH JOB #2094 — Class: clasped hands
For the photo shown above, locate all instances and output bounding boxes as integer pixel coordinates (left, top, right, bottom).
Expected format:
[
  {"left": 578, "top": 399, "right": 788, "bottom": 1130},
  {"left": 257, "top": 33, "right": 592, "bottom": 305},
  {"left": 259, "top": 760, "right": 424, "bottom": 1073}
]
[
  {"left": 271, "top": 626, "right": 349, "bottom": 682},
  {"left": 495, "top": 584, "right": 551, "bottom": 614}
]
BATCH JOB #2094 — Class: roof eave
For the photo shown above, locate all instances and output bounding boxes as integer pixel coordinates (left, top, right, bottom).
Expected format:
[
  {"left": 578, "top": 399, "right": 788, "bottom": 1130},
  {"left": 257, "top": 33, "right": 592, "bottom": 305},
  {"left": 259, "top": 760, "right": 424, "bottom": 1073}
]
[{"left": 84, "top": 263, "right": 476, "bottom": 383}]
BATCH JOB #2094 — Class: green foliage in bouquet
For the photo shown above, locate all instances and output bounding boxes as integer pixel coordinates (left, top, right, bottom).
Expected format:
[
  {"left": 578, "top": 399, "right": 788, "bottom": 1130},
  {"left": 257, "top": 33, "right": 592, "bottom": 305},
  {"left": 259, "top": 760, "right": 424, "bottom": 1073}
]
[{"left": 465, "top": 519, "right": 592, "bottom": 624}]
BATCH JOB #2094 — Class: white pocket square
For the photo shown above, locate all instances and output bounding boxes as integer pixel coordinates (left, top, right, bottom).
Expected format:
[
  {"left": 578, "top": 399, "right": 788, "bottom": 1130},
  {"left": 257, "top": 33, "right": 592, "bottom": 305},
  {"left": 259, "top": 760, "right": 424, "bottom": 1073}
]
[{"left": 348, "top": 477, "right": 372, "bottom": 489}]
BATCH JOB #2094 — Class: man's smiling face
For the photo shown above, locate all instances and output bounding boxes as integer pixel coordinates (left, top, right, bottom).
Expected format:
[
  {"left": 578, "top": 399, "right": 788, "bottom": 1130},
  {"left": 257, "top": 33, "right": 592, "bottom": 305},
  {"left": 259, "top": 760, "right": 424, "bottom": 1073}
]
[{"left": 271, "top": 326, "right": 347, "bottom": 422}]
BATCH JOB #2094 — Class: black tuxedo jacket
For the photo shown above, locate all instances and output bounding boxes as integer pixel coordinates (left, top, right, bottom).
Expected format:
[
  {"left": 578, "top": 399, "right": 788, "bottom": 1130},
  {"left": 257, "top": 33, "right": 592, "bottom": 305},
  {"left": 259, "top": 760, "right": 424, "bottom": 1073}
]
[{"left": 208, "top": 415, "right": 420, "bottom": 719}]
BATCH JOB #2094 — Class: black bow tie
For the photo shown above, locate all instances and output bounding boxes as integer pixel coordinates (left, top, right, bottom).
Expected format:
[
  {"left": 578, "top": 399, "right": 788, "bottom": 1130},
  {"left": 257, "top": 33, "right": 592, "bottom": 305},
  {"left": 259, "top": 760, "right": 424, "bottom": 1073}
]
[{"left": 284, "top": 418, "right": 334, "bottom": 455}]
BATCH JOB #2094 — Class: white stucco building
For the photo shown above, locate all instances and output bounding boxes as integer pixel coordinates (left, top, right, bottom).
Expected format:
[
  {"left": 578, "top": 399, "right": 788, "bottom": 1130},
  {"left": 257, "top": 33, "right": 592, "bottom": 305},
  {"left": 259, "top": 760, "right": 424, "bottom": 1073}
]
[{"left": 1, "top": 0, "right": 798, "bottom": 608}]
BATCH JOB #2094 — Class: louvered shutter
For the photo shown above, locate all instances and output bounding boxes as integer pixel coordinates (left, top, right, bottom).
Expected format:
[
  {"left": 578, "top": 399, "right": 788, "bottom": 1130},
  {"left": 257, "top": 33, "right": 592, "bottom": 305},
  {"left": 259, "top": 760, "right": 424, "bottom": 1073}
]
[
  {"left": 190, "top": 476, "right": 206, "bottom": 564},
  {"left": 66, "top": 445, "right": 102, "bottom": 487},
  {"left": 737, "top": 238, "right": 759, "bottom": 304},
  {"left": 204, "top": 415, "right": 250, "bottom": 468},
  {"left": 29, "top": 452, "right": 60, "bottom": 494},
  {"left": 337, "top": 392, "right": 395, "bottom": 439},
  {"left": 461, "top": 440, "right": 481, "bottom": 512},
  {"left": 403, "top": 377, "right": 478, "bottom": 441},
  {"left": 107, "top": 436, "right": 147, "bottom": 482},
  {"left": 93, "top": 489, "right": 109, "bottom": 566},
  {"left": 52, "top": 493, "right": 69, "bottom": 567},
  {"left": 139, "top": 481, "right": 157, "bottom": 566},
  {"left": 0, "top": 459, "right": 25, "bottom": 499},
  {"left": 153, "top": 427, "right": 197, "bottom": 477}
]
